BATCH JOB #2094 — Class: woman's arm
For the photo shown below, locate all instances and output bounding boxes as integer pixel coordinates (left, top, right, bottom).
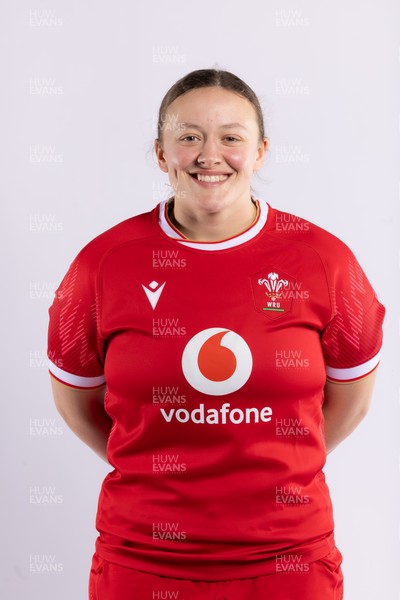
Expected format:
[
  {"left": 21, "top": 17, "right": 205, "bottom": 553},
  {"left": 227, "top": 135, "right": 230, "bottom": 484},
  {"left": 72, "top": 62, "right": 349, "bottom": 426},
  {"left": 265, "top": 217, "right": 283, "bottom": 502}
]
[
  {"left": 322, "top": 368, "right": 378, "bottom": 454},
  {"left": 50, "top": 375, "right": 112, "bottom": 463}
]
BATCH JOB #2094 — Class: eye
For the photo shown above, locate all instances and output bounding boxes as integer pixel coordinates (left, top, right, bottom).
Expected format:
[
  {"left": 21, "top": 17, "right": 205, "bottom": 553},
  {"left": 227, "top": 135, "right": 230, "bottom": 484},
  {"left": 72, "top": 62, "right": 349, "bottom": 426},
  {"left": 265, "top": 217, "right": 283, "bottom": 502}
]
[
  {"left": 224, "top": 136, "right": 240, "bottom": 142},
  {"left": 180, "top": 135, "right": 199, "bottom": 142}
]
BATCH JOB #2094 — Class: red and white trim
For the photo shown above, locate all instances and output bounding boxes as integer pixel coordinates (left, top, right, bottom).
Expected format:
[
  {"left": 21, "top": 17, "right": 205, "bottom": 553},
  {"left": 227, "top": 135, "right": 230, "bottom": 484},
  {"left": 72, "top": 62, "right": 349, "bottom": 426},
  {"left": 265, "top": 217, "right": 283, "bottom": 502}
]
[
  {"left": 326, "top": 351, "right": 381, "bottom": 382},
  {"left": 158, "top": 199, "right": 268, "bottom": 251},
  {"left": 48, "top": 359, "right": 106, "bottom": 389}
]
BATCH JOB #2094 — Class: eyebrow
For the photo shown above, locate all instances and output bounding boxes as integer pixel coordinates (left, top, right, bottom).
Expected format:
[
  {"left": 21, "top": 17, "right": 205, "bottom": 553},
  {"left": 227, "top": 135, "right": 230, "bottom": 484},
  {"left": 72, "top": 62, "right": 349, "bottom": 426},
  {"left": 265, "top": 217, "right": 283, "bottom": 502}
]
[{"left": 179, "top": 122, "right": 247, "bottom": 130}]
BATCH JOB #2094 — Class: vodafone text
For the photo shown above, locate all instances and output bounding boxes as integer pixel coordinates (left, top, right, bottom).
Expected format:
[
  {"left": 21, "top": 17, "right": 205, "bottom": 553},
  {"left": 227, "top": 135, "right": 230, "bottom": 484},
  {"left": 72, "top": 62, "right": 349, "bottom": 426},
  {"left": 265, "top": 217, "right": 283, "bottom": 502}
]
[{"left": 160, "top": 403, "right": 273, "bottom": 425}]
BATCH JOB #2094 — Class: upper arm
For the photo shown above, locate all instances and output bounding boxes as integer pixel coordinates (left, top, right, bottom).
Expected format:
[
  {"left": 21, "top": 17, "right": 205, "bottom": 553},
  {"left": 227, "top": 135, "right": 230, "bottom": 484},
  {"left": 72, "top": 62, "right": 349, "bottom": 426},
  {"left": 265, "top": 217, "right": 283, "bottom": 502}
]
[
  {"left": 50, "top": 374, "right": 106, "bottom": 421},
  {"left": 323, "top": 367, "right": 378, "bottom": 418},
  {"left": 321, "top": 367, "right": 379, "bottom": 453}
]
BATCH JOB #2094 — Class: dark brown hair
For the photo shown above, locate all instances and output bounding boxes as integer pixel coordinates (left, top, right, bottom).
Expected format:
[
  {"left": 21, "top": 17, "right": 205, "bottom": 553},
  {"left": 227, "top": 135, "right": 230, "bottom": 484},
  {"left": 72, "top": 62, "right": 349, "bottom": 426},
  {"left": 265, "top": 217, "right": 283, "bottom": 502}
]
[{"left": 157, "top": 68, "right": 265, "bottom": 143}]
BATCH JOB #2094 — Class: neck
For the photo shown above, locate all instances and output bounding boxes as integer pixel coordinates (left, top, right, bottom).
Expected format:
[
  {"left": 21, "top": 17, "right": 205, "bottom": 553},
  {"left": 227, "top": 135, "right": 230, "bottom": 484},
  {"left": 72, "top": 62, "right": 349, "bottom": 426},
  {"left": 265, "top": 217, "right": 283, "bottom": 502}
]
[{"left": 167, "top": 197, "right": 258, "bottom": 242}]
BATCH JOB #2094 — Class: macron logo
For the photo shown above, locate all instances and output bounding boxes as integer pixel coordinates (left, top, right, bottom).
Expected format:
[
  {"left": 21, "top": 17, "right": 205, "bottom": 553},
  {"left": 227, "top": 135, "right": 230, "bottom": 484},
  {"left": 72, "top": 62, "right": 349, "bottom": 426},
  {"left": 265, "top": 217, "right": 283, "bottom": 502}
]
[{"left": 142, "top": 280, "right": 166, "bottom": 310}]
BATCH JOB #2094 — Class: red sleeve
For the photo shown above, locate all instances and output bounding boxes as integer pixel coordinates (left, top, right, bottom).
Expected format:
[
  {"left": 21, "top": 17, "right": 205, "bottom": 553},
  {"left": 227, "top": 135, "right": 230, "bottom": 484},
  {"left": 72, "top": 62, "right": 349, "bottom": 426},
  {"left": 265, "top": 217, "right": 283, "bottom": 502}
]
[
  {"left": 47, "top": 249, "right": 105, "bottom": 389},
  {"left": 321, "top": 243, "right": 385, "bottom": 382}
]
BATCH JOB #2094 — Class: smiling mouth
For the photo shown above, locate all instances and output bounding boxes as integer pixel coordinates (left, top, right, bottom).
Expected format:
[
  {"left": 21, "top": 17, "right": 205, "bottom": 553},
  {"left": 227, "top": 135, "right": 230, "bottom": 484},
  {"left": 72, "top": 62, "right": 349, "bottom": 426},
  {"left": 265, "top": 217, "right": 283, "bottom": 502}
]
[{"left": 189, "top": 173, "right": 231, "bottom": 183}]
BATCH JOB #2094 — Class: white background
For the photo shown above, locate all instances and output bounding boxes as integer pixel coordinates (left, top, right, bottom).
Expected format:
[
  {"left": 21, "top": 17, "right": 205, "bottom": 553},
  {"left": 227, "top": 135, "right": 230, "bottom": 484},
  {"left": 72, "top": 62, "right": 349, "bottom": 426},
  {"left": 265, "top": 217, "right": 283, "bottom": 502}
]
[{"left": 1, "top": 1, "right": 399, "bottom": 598}]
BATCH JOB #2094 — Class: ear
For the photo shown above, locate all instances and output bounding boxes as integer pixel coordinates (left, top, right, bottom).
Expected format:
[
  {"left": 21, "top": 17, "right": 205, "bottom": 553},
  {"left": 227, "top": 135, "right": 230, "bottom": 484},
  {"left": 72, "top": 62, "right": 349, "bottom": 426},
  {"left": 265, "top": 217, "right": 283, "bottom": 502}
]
[
  {"left": 253, "top": 137, "right": 269, "bottom": 172},
  {"left": 154, "top": 139, "right": 169, "bottom": 173}
]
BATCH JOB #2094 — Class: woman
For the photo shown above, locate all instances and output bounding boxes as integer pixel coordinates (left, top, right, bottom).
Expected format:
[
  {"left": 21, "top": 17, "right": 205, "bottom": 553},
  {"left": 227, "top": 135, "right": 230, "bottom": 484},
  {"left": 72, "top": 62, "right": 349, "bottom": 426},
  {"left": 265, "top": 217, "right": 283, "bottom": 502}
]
[{"left": 47, "top": 69, "right": 385, "bottom": 599}]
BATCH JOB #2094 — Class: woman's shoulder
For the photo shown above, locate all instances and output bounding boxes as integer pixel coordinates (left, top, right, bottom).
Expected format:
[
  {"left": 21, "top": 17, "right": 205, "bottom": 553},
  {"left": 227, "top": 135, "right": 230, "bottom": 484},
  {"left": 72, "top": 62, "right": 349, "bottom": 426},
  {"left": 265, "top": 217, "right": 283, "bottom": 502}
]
[
  {"left": 268, "top": 203, "right": 354, "bottom": 258},
  {"left": 74, "top": 205, "right": 158, "bottom": 265}
]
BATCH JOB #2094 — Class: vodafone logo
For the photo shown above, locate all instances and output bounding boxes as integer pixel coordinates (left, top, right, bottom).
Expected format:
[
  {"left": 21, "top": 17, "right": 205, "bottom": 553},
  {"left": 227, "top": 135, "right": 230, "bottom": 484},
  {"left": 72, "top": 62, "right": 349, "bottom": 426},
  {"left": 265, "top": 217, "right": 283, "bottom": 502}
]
[
  {"left": 161, "top": 329, "right": 271, "bottom": 425},
  {"left": 181, "top": 328, "right": 253, "bottom": 396}
]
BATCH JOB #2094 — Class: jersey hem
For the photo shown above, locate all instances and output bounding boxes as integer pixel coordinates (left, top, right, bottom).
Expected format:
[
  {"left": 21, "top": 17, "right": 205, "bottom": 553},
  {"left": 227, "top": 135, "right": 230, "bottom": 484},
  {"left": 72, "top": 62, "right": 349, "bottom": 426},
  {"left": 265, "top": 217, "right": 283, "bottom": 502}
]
[{"left": 94, "top": 532, "right": 335, "bottom": 581}]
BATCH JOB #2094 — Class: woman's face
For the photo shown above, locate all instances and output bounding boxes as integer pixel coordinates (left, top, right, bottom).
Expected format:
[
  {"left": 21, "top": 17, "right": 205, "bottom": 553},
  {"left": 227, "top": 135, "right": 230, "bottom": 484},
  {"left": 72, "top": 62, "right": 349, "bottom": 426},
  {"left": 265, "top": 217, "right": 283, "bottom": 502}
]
[{"left": 155, "top": 86, "right": 268, "bottom": 214}]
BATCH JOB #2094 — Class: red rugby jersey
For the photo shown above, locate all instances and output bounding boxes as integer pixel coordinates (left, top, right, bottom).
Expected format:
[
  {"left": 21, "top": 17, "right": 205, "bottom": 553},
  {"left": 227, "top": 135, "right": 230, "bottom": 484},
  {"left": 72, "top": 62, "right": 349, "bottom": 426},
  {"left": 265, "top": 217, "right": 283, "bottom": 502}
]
[{"left": 47, "top": 199, "right": 385, "bottom": 580}]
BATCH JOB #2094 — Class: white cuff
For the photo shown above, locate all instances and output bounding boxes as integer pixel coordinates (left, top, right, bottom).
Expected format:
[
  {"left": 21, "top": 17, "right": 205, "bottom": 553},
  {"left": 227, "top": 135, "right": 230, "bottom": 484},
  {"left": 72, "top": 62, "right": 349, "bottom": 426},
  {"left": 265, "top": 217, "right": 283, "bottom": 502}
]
[{"left": 48, "top": 359, "right": 105, "bottom": 388}]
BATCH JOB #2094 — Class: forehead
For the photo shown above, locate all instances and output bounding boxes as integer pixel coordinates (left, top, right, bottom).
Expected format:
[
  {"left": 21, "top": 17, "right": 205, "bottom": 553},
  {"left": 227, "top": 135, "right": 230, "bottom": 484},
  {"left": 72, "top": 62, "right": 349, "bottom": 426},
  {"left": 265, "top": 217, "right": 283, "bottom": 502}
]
[{"left": 166, "top": 86, "right": 258, "bottom": 126}]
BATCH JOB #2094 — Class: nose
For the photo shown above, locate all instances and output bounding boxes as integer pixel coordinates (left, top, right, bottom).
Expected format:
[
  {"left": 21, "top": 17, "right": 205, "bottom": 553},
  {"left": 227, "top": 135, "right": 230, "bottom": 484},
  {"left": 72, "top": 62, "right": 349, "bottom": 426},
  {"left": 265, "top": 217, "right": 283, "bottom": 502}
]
[{"left": 197, "top": 137, "right": 222, "bottom": 166}]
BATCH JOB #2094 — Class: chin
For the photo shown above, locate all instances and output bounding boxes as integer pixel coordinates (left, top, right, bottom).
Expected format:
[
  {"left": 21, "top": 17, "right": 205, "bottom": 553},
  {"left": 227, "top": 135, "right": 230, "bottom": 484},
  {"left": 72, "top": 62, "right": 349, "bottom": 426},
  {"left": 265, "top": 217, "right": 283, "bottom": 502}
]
[{"left": 194, "top": 195, "right": 234, "bottom": 213}]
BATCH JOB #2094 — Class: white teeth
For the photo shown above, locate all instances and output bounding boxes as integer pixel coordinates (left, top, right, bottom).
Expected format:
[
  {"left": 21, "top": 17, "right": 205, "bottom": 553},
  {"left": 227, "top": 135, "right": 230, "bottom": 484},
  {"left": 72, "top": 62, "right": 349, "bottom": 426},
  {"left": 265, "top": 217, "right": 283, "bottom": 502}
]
[{"left": 196, "top": 174, "right": 229, "bottom": 182}]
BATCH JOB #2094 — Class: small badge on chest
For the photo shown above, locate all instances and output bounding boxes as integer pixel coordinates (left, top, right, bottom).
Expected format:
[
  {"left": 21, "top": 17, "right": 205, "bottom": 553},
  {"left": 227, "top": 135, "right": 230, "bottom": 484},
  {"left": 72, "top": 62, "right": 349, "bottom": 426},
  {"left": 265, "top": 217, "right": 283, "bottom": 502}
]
[{"left": 250, "top": 267, "right": 296, "bottom": 319}]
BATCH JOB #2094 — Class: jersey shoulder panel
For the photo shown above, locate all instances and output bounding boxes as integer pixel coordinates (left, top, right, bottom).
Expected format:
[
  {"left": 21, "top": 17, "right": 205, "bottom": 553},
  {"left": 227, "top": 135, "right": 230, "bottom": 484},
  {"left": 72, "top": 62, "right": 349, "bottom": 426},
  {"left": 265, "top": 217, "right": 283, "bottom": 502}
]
[
  {"left": 47, "top": 205, "right": 160, "bottom": 388},
  {"left": 267, "top": 206, "right": 377, "bottom": 299},
  {"left": 268, "top": 206, "right": 353, "bottom": 261},
  {"left": 267, "top": 206, "right": 385, "bottom": 380},
  {"left": 74, "top": 206, "right": 159, "bottom": 270}
]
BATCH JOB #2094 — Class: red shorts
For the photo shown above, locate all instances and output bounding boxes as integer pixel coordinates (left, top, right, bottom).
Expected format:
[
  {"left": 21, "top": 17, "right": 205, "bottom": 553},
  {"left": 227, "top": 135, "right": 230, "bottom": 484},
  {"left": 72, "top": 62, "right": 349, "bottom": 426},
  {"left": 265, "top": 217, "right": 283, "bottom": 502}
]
[{"left": 89, "top": 546, "right": 344, "bottom": 600}]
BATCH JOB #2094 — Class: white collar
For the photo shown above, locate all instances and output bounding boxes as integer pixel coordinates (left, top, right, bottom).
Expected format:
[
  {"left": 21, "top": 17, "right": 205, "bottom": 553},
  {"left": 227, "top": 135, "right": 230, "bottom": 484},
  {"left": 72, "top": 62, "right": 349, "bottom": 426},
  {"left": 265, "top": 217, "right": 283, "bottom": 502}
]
[{"left": 158, "top": 198, "right": 268, "bottom": 251}]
